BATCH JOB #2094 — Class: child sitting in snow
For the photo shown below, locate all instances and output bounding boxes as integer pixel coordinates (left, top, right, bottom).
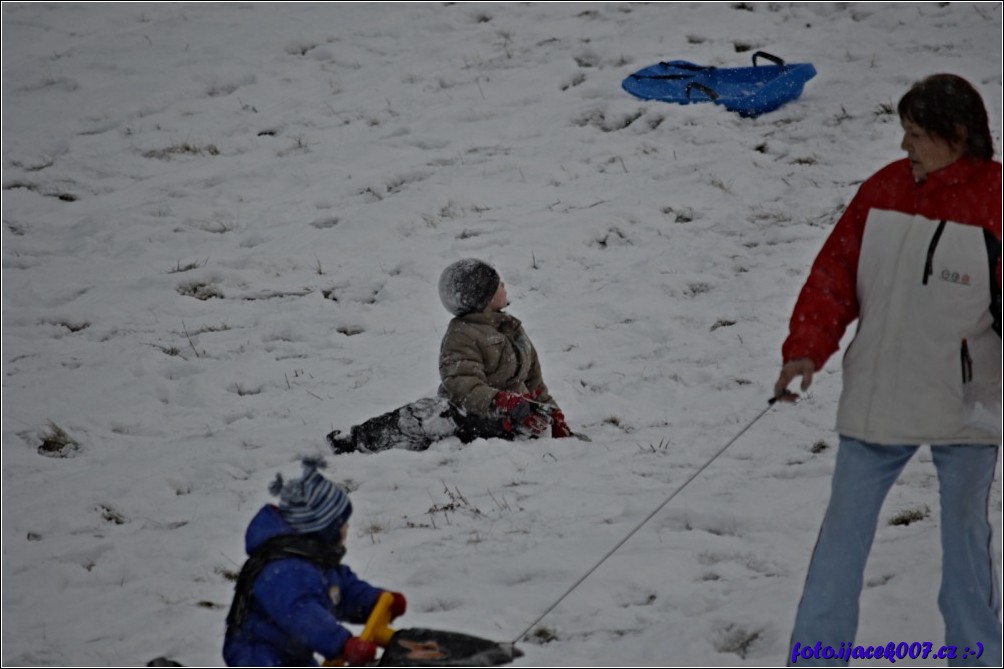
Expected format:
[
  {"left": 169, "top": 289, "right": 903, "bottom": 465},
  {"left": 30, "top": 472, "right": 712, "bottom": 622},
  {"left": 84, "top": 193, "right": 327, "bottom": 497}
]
[
  {"left": 326, "top": 258, "right": 573, "bottom": 453},
  {"left": 223, "top": 458, "right": 406, "bottom": 667}
]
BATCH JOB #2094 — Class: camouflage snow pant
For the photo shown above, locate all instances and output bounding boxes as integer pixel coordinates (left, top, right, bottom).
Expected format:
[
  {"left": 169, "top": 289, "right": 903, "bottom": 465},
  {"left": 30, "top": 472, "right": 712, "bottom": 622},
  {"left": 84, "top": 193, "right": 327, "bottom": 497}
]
[{"left": 326, "top": 396, "right": 513, "bottom": 454}]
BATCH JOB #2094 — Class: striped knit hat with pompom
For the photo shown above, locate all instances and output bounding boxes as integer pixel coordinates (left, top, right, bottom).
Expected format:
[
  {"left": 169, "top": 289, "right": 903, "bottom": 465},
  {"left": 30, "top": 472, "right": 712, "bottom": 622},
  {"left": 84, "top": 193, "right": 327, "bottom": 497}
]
[{"left": 269, "top": 457, "right": 352, "bottom": 536}]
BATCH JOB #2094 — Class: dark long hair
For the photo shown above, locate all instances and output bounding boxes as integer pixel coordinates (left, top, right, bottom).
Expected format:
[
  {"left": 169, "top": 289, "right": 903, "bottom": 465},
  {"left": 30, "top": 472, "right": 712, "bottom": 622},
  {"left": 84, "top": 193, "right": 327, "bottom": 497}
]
[{"left": 898, "top": 74, "right": 994, "bottom": 161}]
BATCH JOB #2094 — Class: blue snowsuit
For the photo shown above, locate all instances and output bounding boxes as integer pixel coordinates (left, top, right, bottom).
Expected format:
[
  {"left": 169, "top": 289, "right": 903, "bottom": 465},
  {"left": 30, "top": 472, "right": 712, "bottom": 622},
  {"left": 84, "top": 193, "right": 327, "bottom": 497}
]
[{"left": 223, "top": 505, "right": 383, "bottom": 667}]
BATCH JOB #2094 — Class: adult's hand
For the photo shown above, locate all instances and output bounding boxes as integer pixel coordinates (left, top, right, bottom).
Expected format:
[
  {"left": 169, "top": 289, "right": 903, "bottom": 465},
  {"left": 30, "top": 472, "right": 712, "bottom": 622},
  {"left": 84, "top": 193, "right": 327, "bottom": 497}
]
[{"left": 774, "top": 358, "right": 815, "bottom": 402}]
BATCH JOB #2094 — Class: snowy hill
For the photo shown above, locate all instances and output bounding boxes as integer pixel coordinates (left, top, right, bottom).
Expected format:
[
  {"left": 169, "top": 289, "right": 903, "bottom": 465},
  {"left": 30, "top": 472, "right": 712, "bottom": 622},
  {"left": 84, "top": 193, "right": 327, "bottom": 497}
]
[{"left": 2, "top": 3, "right": 1001, "bottom": 666}]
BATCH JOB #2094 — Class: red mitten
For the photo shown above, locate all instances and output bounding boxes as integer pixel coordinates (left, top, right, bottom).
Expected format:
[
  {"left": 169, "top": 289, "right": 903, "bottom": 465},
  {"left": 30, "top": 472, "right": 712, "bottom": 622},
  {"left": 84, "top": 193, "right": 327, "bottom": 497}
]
[
  {"left": 492, "top": 390, "right": 527, "bottom": 413},
  {"left": 550, "top": 410, "right": 572, "bottom": 439},
  {"left": 492, "top": 391, "right": 549, "bottom": 435},
  {"left": 389, "top": 591, "right": 407, "bottom": 620},
  {"left": 342, "top": 637, "right": 378, "bottom": 666}
]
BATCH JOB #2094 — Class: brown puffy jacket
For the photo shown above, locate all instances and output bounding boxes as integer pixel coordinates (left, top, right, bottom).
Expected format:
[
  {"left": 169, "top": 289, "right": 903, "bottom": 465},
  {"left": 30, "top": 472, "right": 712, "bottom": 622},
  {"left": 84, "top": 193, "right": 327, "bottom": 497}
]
[{"left": 438, "top": 310, "right": 557, "bottom": 416}]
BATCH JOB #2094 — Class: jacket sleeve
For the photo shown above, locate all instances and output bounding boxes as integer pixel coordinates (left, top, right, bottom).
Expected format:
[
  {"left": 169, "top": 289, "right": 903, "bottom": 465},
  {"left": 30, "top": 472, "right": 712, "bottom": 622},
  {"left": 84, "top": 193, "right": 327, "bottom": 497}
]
[
  {"left": 332, "top": 565, "right": 384, "bottom": 624},
  {"left": 251, "top": 559, "right": 354, "bottom": 660},
  {"left": 439, "top": 325, "right": 498, "bottom": 415},
  {"left": 782, "top": 189, "right": 867, "bottom": 370},
  {"left": 526, "top": 346, "right": 558, "bottom": 411}
]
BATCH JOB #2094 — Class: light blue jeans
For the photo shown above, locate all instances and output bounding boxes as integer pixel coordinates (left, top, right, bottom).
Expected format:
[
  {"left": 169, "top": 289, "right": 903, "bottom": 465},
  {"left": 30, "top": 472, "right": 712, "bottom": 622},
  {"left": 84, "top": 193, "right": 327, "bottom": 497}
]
[{"left": 789, "top": 437, "right": 1001, "bottom": 667}]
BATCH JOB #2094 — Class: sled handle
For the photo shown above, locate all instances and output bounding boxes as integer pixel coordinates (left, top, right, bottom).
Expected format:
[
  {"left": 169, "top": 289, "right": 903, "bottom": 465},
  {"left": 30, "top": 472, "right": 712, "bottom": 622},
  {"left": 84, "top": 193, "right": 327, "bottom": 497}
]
[
  {"left": 631, "top": 72, "right": 694, "bottom": 81},
  {"left": 685, "top": 82, "right": 719, "bottom": 100},
  {"left": 324, "top": 593, "right": 397, "bottom": 667},
  {"left": 752, "top": 51, "right": 786, "bottom": 68},
  {"left": 632, "top": 60, "right": 712, "bottom": 81},
  {"left": 360, "top": 591, "right": 397, "bottom": 647},
  {"left": 657, "top": 60, "right": 715, "bottom": 72}
]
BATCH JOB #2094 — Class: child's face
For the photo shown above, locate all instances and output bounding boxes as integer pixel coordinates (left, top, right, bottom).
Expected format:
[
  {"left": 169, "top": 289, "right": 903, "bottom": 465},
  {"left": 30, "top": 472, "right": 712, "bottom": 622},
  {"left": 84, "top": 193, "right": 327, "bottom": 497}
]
[
  {"left": 488, "top": 281, "right": 508, "bottom": 311},
  {"left": 340, "top": 522, "right": 349, "bottom": 545}
]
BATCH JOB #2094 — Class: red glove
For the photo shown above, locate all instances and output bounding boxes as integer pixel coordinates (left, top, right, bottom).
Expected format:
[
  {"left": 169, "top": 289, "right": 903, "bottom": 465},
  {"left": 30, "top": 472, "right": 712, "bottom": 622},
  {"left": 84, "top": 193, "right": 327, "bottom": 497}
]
[
  {"left": 388, "top": 591, "right": 407, "bottom": 620},
  {"left": 550, "top": 410, "right": 572, "bottom": 438},
  {"left": 342, "top": 637, "right": 378, "bottom": 666},
  {"left": 493, "top": 391, "right": 550, "bottom": 436}
]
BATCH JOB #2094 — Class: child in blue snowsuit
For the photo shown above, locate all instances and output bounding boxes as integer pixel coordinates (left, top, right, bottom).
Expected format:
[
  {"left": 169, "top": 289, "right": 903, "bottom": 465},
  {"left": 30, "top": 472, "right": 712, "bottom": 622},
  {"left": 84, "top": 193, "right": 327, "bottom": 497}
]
[{"left": 223, "top": 458, "right": 407, "bottom": 667}]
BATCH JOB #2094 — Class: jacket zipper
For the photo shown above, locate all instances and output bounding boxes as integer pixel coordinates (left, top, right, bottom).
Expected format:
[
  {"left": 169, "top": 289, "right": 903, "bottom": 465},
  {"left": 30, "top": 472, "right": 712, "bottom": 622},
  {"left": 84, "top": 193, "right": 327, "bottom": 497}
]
[
  {"left": 960, "top": 339, "right": 973, "bottom": 384},
  {"left": 983, "top": 228, "right": 1003, "bottom": 337},
  {"left": 922, "top": 220, "right": 947, "bottom": 285}
]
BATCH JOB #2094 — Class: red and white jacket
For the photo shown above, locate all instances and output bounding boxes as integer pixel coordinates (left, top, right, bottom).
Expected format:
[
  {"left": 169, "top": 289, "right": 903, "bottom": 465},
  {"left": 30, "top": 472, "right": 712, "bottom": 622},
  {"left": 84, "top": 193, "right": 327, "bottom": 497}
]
[{"left": 783, "top": 157, "right": 1002, "bottom": 445}]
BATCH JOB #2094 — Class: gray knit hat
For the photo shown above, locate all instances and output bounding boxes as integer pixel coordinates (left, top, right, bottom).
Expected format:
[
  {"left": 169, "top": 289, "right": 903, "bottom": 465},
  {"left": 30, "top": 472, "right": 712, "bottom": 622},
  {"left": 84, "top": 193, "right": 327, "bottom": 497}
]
[
  {"left": 439, "top": 259, "right": 501, "bottom": 316},
  {"left": 269, "top": 458, "right": 352, "bottom": 536}
]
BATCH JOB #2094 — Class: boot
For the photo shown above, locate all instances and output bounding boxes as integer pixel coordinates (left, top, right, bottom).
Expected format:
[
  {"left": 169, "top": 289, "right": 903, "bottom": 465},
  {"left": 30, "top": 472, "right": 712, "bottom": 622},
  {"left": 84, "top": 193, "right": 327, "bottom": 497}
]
[{"left": 326, "top": 429, "right": 356, "bottom": 454}]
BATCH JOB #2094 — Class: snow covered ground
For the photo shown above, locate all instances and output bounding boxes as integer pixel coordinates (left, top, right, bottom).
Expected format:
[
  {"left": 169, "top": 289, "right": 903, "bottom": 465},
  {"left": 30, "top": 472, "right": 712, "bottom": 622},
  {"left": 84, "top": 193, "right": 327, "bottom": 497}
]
[{"left": 2, "top": 2, "right": 1001, "bottom": 666}]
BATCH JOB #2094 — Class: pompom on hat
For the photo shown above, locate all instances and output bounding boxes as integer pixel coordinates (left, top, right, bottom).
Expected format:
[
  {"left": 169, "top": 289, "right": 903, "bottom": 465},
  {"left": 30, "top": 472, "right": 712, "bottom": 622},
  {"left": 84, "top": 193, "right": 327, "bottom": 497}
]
[
  {"left": 439, "top": 259, "right": 501, "bottom": 316},
  {"left": 269, "top": 457, "right": 352, "bottom": 537}
]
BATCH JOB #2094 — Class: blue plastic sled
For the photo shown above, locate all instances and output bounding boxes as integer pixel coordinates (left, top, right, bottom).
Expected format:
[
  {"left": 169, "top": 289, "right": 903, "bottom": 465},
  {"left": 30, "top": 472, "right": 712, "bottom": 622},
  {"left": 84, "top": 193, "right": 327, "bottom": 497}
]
[{"left": 622, "top": 51, "right": 816, "bottom": 118}]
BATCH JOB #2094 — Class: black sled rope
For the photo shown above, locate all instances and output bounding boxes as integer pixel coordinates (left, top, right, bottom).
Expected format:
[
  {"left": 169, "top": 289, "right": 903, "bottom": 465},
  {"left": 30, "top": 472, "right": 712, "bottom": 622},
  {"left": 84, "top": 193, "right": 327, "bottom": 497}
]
[{"left": 509, "top": 398, "right": 780, "bottom": 646}]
